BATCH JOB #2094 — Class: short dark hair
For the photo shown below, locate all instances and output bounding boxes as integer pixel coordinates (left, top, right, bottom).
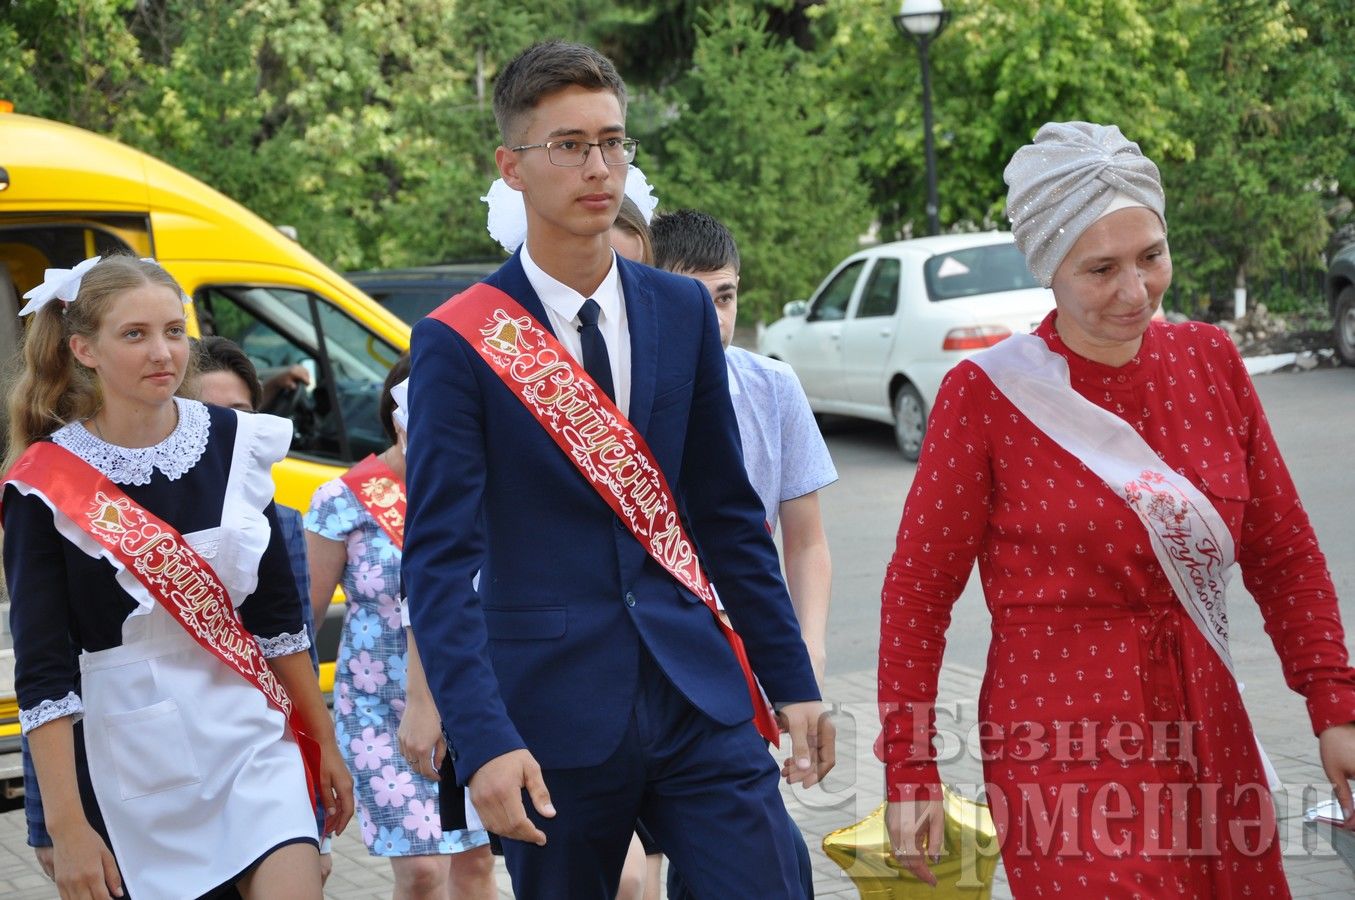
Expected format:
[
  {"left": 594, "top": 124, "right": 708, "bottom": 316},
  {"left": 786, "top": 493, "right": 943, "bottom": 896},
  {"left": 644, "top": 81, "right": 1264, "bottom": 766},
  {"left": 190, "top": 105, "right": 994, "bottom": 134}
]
[
  {"left": 193, "top": 335, "right": 261, "bottom": 410},
  {"left": 378, "top": 353, "right": 413, "bottom": 444},
  {"left": 493, "top": 40, "right": 628, "bottom": 144},
  {"left": 650, "top": 209, "right": 741, "bottom": 275},
  {"left": 612, "top": 196, "right": 653, "bottom": 265}
]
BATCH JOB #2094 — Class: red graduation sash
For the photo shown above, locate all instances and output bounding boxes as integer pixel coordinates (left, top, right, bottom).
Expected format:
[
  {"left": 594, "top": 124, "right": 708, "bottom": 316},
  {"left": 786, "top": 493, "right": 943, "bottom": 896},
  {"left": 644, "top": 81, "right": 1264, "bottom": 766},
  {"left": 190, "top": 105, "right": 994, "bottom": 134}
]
[
  {"left": 430, "top": 283, "right": 780, "bottom": 746},
  {"left": 340, "top": 454, "right": 406, "bottom": 549},
  {"left": 5, "top": 442, "right": 324, "bottom": 822}
]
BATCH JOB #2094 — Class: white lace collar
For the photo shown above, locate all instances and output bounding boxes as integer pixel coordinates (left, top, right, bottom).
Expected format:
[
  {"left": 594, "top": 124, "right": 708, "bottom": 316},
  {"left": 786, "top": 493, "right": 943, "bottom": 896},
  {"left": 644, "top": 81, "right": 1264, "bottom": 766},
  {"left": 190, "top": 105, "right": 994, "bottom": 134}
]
[{"left": 52, "top": 397, "right": 211, "bottom": 485}]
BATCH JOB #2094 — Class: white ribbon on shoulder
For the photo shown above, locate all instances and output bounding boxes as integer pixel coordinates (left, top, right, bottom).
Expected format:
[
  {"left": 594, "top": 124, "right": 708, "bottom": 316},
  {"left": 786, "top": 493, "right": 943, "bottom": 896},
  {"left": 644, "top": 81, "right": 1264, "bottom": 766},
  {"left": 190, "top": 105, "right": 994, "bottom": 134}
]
[
  {"left": 390, "top": 378, "right": 409, "bottom": 434},
  {"left": 973, "top": 334, "right": 1235, "bottom": 663}
]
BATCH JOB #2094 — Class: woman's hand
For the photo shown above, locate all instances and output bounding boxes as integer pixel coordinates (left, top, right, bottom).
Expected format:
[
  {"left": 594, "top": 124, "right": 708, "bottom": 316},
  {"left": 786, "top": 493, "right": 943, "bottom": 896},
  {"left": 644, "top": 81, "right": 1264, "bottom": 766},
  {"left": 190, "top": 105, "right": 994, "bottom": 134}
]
[
  {"left": 1319, "top": 722, "right": 1355, "bottom": 830},
  {"left": 28, "top": 719, "right": 119, "bottom": 897},
  {"left": 318, "top": 738, "right": 355, "bottom": 837},
  {"left": 398, "top": 691, "right": 446, "bottom": 782},
  {"left": 885, "top": 798, "right": 943, "bottom": 887},
  {"left": 52, "top": 823, "right": 122, "bottom": 899},
  {"left": 34, "top": 846, "right": 55, "bottom": 880},
  {"left": 264, "top": 651, "right": 354, "bottom": 838}
]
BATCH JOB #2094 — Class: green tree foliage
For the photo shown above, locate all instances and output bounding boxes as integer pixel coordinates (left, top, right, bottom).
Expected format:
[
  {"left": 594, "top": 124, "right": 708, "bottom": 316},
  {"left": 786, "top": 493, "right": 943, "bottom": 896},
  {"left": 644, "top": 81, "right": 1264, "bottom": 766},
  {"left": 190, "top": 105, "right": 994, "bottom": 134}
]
[
  {"left": 0, "top": 0, "right": 144, "bottom": 129},
  {"left": 814, "top": 0, "right": 1187, "bottom": 239},
  {"left": 644, "top": 5, "right": 872, "bottom": 322},
  {"left": 3, "top": 0, "right": 1350, "bottom": 317},
  {"left": 123, "top": 0, "right": 547, "bottom": 269},
  {"left": 600, "top": 0, "right": 822, "bottom": 86},
  {"left": 0, "top": 0, "right": 605, "bottom": 269},
  {"left": 224, "top": 0, "right": 506, "bottom": 268},
  {"left": 1158, "top": 0, "right": 1355, "bottom": 309},
  {"left": 814, "top": 0, "right": 1350, "bottom": 313}
]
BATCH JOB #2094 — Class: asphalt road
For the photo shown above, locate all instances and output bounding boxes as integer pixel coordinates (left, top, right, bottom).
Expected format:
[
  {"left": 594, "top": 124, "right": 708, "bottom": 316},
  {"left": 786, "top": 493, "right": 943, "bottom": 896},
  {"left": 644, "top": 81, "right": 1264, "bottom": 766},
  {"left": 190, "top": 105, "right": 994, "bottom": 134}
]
[{"left": 815, "top": 364, "right": 1355, "bottom": 681}]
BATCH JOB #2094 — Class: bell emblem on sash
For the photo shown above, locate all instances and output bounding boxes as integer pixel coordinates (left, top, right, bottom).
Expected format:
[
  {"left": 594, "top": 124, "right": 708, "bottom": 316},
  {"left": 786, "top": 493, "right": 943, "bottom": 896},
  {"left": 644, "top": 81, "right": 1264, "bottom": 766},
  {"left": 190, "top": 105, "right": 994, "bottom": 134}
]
[
  {"left": 361, "top": 476, "right": 403, "bottom": 510},
  {"left": 485, "top": 319, "right": 521, "bottom": 355},
  {"left": 89, "top": 495, "right": 129, "bottom": 535}
]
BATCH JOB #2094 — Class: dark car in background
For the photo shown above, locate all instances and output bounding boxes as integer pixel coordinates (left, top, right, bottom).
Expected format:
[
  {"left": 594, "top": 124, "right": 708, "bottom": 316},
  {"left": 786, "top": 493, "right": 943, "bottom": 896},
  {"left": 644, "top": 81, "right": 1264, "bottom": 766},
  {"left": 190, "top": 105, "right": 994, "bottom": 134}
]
[
  {"left": 1326, "top": 240, "right": 1355, "bottom": 367},
  {"left": 347, "top": 261, "right": 500, "bottom": 325}
]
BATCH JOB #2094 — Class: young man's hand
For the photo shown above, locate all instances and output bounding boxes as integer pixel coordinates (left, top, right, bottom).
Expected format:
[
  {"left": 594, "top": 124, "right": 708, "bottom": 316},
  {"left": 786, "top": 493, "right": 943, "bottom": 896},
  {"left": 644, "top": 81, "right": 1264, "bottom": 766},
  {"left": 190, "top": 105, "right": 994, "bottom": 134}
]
[
  {"left": 776, "top": 701, "right": 836, "bottom": 787},
  {"left": 469, "top": 749, "right": 556, "bottom": 845}
]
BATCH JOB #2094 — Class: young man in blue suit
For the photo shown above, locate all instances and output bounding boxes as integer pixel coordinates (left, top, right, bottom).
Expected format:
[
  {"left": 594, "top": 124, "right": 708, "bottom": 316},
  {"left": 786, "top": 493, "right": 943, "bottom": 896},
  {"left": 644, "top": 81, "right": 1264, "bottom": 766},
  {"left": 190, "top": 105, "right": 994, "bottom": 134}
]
[{"left": 403, "top": 40, "right": 834, "bottom": 898}]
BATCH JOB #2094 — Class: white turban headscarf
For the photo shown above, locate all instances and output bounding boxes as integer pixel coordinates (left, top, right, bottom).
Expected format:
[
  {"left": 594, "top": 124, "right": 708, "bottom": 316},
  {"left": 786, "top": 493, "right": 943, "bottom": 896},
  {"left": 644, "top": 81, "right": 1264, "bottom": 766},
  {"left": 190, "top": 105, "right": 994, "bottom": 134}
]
[{"left": 1004, "top": 122, "right": 1166, "bottom": 287}]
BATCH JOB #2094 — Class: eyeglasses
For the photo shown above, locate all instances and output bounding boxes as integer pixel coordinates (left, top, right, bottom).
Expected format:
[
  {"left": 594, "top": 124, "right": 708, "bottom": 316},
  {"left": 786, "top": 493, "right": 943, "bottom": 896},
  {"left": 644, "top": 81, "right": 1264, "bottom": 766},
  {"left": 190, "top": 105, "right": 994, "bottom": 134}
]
[{"left": 510, "top": 137, "right": 639, "bottom": 168}]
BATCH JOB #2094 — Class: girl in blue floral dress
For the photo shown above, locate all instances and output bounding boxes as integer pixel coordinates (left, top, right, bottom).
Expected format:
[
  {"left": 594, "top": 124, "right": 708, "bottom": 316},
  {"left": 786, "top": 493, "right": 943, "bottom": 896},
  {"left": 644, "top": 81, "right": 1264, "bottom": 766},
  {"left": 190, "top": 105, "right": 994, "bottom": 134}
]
[{"left": 306, "top": 357, "right": 495, "bottom": 899}]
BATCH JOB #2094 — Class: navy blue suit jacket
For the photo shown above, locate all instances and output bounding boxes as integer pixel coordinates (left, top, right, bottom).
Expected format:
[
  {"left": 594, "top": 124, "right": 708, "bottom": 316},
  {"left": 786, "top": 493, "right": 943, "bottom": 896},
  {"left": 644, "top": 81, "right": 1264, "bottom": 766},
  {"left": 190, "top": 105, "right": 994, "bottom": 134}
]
[{"left": 403, "top": 251, "right": 819, "bottom": 785}]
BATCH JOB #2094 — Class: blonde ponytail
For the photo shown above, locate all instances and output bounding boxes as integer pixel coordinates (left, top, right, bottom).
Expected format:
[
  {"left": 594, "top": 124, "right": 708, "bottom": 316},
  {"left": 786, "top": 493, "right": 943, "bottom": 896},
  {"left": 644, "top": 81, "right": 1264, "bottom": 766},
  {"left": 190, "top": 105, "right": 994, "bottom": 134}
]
[{"left": 4, "top": 303, "right": 93, "bottom": 470}]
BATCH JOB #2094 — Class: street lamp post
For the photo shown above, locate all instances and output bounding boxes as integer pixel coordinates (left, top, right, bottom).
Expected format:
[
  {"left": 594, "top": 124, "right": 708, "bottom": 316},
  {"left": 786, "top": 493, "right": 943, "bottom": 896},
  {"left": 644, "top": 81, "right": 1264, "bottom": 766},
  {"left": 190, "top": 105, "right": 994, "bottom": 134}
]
[{"left": 894, "top": 0, "right": 951, "bottom": 236}]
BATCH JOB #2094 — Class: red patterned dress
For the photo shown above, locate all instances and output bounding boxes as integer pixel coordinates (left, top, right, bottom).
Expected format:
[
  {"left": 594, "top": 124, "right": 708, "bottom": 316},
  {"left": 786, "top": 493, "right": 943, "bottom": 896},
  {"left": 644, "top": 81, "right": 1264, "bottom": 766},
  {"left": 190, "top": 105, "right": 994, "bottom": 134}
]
[{"left": 879, "top": 314, "right": 1355, "bottom": 898}]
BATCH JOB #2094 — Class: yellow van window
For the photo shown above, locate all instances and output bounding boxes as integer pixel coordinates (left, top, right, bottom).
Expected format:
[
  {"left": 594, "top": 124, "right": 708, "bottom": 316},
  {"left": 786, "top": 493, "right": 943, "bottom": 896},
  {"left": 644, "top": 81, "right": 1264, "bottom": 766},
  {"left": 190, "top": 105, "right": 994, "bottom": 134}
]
[{"left": 0, "top": 216, "right": 151, "bottom": 295}]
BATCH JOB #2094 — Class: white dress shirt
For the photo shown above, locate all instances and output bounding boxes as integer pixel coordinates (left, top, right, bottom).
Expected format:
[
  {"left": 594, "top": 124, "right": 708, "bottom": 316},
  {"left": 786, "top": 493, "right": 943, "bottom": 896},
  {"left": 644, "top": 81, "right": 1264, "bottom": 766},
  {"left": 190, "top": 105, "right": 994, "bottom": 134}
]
[{"left": 521, "top": 244, "right": 632, "bottom": 418}]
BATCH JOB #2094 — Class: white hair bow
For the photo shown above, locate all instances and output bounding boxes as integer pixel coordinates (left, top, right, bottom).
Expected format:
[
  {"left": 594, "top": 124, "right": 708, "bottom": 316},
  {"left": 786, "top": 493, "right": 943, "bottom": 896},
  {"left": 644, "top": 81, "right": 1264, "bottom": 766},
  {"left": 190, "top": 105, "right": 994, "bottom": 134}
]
[
  {"left": 18, "top": 256, "right": 103, "bottom": 317},
  {"left": 482, "top": 166, "right": 660, "bottom": 255},
  {"left": 390, "top": 377, "right": 410, "bottom": 433}
]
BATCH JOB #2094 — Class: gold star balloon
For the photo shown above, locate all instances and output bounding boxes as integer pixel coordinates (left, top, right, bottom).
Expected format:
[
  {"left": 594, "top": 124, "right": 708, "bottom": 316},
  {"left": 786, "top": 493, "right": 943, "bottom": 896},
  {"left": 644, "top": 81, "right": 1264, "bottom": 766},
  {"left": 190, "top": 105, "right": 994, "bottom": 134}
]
[{"left": 822, "top": 787, "right": 1000, "bottom": 899}]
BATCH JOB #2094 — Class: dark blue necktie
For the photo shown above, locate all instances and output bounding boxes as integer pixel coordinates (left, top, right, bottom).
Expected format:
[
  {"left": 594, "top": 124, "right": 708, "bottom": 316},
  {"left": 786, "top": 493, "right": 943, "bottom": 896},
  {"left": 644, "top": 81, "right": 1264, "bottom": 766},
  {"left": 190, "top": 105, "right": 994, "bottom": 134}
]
[{"left": 576, "top": 298, "right": 616, "bottom": 402}]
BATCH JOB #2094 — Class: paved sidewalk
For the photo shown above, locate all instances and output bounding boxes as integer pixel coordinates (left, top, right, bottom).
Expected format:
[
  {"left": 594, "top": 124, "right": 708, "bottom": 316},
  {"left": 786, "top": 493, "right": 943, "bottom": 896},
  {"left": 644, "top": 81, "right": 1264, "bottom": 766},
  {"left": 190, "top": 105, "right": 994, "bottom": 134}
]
[{"left": 1, "top": 660, "right": 1353, "bottom": 898}]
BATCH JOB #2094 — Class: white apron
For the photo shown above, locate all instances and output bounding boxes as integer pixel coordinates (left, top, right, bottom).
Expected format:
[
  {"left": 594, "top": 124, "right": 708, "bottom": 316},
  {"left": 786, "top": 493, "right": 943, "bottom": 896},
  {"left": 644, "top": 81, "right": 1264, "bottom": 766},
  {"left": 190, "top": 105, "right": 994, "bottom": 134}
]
[
  {"left": 79, "top": 606, "right": 314, "bottom": 899},
  {"left": 25, "top": 410, "right": 315, "bottom": 900}
]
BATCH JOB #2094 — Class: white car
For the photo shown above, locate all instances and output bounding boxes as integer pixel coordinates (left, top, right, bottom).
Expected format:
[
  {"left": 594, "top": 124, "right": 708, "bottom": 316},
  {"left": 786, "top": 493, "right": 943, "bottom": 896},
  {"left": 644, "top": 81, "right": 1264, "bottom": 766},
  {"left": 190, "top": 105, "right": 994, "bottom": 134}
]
[{"left": 759, "top": 231, "right": 1055, "bottom": 460}]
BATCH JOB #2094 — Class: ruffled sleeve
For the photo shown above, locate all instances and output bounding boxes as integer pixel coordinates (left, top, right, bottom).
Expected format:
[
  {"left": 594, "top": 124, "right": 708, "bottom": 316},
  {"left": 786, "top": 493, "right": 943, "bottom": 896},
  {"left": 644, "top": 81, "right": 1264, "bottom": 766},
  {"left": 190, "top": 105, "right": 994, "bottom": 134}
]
[
  {"left": 220, "top": 411, "right": 292, "bottom": 600},
  {"left": 19, "top": 693, "right": 83, "bottom": 734},
  {"left": 222, "top": 411, "right": 307, "bottom": 651},
  {"left": 255, "top": 629, "right": 312, "bottom": 659},
  {"left": 237, "top": 500, "right": 308, "bottom": 651},
  {"left": 238, "top": 411, "right": 293, "bottom": 495}
]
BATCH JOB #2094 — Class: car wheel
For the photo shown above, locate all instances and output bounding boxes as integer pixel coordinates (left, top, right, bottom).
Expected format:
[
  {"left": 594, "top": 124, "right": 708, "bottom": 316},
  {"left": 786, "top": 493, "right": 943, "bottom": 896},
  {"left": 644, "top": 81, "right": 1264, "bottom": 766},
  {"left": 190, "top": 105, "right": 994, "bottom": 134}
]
[
  {"left": 892, "top": 382, "right": 926, "bottom": 462},
  {"left": 1336, "top": 286, "right": 1355, "bottom": 367}
]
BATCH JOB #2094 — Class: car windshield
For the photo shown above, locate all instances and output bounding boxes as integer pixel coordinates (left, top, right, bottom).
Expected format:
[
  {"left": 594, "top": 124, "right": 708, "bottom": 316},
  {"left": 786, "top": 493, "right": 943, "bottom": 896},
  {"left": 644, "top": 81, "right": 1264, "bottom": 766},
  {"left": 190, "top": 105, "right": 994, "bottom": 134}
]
[
  {"left": 202, "top": 285, "right": 399, "bottom": 461},
  {"left": 923, "top": 243, "right": 1039, "bottom": 301},
  {"left": 361, "top": 283, "right": 478, "bottom": 324},
  {"left": 349, "top": 266, "right": 498, "bottom": 324}
]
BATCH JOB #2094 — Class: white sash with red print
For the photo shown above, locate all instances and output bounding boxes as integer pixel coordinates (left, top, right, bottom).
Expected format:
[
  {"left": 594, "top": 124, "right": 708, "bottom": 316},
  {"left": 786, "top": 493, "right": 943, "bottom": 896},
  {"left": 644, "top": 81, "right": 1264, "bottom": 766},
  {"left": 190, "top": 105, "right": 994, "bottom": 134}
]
[
  {"left": 972, "top": 333, "right": 1278, "bottom": 786},
  {"left": 973, "top": 334, "right": 1234, "bottom": 662}
]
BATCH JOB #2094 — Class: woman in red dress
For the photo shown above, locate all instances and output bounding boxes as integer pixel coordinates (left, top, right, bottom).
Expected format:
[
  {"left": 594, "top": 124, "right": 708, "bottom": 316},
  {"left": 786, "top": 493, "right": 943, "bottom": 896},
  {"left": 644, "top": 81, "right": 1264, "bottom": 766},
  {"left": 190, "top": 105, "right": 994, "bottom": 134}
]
[{"left": 879, "top": 122, "right": 1355, "bottom": 898}]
